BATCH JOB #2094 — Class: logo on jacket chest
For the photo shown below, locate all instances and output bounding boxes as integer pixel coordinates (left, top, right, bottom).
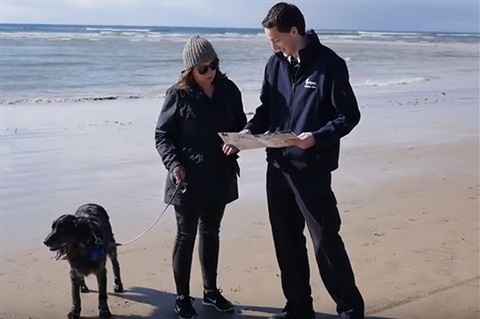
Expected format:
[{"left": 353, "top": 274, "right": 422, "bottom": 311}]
[{"left": 304, "top": 78, "right": 317, "bottom": 89}]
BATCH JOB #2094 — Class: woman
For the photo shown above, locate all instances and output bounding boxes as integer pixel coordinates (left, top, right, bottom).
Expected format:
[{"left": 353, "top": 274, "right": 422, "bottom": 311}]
[{"left": 155, "top": 35, "right": 247, "bottom": 319}]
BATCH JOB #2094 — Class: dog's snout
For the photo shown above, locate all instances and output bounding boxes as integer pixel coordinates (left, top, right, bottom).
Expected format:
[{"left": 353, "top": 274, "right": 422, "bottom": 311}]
[{"left": 43, "top": 232, "right": 54, "bottom": 246}]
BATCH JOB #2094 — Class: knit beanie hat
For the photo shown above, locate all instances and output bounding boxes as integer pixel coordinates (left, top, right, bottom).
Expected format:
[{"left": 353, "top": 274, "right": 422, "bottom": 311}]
[{"left": 182, "top": 35, "right": 218, "bottom": 70}]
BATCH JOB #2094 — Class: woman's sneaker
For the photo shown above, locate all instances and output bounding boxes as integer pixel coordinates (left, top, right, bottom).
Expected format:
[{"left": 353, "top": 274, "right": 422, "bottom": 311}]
[
  {"left": 175, "top": 295, "right": 197, "bottom": 319},
  {"left": 202, "top": 289, "right": 234, "bottom": 312}
]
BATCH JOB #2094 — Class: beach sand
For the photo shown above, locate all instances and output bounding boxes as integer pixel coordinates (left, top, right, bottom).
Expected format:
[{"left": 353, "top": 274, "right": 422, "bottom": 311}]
[{"left": 0, "top": 87, "right": 478, "bottom": 319}]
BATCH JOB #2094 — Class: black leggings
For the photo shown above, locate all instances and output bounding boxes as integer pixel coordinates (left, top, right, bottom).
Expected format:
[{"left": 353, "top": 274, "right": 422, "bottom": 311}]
[{"left": 172, "top": 204, "right": 226, "bottom": 296}]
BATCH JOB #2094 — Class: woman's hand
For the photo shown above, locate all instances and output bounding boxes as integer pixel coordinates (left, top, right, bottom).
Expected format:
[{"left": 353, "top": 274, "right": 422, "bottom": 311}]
[
  {"left": 172, "top": 166, "right": 186, "bottom": 184},
  {"left": 222, "top": 144, "right": 239, "bottom": 156}
]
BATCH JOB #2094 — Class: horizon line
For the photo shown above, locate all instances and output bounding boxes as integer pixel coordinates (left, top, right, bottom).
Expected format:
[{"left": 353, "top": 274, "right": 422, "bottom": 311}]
[{"left": 1, "top": 22, "right": 478, "bottom": 35}]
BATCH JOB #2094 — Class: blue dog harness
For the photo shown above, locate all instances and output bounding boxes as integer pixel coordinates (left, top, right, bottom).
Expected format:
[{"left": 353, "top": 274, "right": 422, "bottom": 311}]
[
  {"left": 90, "top": 245, "right": 107, "bottom": 260},
  {"left": 90, "top": 230, "right": 107, "bottom": 260}
]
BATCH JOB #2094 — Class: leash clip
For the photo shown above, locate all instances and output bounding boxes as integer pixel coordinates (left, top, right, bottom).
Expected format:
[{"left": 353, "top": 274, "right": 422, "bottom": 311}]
[{"left": 175, "top": 180, "right": 187, "bottom": 194}]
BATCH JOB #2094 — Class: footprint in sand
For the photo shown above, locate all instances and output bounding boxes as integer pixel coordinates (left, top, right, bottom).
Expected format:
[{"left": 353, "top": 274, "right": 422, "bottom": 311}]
[
  {"left": 392, "top": 280, "right": 419, "bottom": 290},
  {"left": 436, "top": 270, "right": 453, "bottom": 277},
  {"left": 357, "top": 255, "right": 377, "bottom": 262},
  {"left": 361, "top": 240, "right": 379, "bottom": 247},
  {"left": 117, "top": 247, "right": 146, "bottom": 256},
  {"left": 436, "top": 218, "right": 450, "bottom": 224},
  {"left": 440, "top": 255, "right": 457, "bottom": 262},
  {"left": 114, "top": 299, "right": 135, "bottom": 309},
  {"left": 222, "top": 265, "right": 236, "bottom": 272},
  {"left": 229, "top": 285, "right": 242, "bottom": 293}
]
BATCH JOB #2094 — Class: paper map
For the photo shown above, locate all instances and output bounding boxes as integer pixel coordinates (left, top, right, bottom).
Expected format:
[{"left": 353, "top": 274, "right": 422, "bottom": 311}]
[{"left": 218, "top": 132, "right": 298, "bottom": 151}]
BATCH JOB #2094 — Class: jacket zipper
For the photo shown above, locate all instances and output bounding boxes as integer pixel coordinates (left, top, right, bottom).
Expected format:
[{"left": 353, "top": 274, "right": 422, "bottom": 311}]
[
  {"left": 289, "top": 82, "right": 295, "bottom": 128},
  {"left": 283, "top": 70, "right": 296, "bottom": 158}
]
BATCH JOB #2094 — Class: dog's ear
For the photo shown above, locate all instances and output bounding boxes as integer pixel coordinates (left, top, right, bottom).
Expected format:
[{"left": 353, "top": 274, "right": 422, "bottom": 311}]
[
  {"left": 74, "top": 217, "right": 89, "bottom": 229},
  {"left": 51, "top": 214, "right": 70, "bottom": 227},
  {"left": 74, "top": 218, "right": 93, "bottom": 242},
  {"left": 51, "top": 214, "right": 76, "bottom": 232}
]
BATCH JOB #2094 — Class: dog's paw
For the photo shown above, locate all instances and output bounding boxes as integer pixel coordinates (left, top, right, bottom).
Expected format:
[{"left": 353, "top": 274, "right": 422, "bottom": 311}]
[
  {"left": 80, "top": 284, "right": 90, "bottom": 293},
  {"left": 113, "top": 283, "right": 124, "bottom": 293},
  {"left": 99, "top": 308, "right": 112, "bottom": 318},
  {"left": 67, "top": 306, "right": 81, "bottom": 319}
]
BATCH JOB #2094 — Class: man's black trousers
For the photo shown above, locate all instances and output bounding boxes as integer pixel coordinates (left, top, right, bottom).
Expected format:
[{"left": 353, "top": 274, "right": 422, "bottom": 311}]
[{"left": 266, "top": 164, "right": 365, "bottom": 317}]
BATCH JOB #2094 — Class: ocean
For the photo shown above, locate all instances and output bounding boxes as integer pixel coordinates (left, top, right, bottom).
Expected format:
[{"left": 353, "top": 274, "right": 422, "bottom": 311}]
[{"left": 0, "top": 23, "right": 479, "bottom": 108}]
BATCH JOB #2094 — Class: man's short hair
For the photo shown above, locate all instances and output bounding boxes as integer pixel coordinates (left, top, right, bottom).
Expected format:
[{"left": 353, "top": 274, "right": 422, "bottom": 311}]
[{"left": 262, "top": 2, "right": 306, "bottom": 36}]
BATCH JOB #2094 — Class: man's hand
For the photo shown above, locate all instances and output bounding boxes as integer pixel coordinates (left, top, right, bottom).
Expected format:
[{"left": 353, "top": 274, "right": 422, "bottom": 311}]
[
  {"left": 172, "top": 166, "right": 186, "bottom": 184},
  {"left": 222, "top": 144, "right": 239, "bottom": 155},
  {"left": 292, "top": 132, "right": 316, "bottom": 149},
  {"left": 239, "top": 129, "right": 251, "bottom": 134}
]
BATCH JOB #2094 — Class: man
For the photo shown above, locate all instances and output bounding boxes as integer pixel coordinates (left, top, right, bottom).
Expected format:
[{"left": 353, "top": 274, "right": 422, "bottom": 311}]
[{"left": 243, "top": 3, "right": 365, "bottom": 319}]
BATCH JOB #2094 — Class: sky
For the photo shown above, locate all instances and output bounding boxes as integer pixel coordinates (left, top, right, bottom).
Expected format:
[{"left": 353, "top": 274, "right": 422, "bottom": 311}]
[{"left": 1, "top": 0, "right": 479, "bottom": 33}]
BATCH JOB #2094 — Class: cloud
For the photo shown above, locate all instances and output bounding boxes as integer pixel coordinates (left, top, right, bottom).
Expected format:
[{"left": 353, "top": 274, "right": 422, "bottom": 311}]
[
  {"left": 301, "top": 0, "right": 479, "bottom": 32},
  {"left": 0, "top": 1, "right": 55, "bottom": 22},
  {"left": 63, "top": 0, "right": 108, "bottom": 9}
]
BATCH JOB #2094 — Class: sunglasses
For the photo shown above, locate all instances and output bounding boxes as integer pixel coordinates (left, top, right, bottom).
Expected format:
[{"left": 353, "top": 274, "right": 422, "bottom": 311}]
[{"left": 196, "top": 59, "right": 219, "bottom": 75}]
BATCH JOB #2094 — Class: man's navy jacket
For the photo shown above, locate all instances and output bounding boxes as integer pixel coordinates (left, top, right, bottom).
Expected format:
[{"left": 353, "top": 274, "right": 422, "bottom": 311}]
[{"left": 245, "top": 30, "right": 361, "bottom": 173}]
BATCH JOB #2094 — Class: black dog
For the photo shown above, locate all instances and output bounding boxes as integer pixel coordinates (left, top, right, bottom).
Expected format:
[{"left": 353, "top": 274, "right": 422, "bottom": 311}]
[{"left": 43, "top": 203, "right": 124, "bottom": 319}]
